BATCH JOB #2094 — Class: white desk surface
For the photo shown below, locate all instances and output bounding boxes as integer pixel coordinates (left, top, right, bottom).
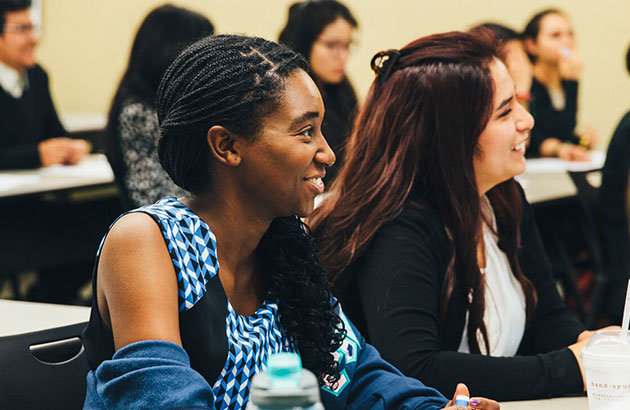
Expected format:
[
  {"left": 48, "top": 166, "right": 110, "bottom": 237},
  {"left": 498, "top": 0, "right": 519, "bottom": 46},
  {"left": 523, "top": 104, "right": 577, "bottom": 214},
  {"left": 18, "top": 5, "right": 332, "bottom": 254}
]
[
  {"left": 0, "top": 299, "right": 90, "bottom": 337},
  {"left": 519, "top": 152, "right": 604, "bottom": 204},
  {"left": 501, "top": 396, "right": 587, "bottom": 409},
  {"left": 60, "top": 112, "right": 107, "bottom": 133},
  {"left": 0, "top": 153, "right": 115, "bottom": 198}
]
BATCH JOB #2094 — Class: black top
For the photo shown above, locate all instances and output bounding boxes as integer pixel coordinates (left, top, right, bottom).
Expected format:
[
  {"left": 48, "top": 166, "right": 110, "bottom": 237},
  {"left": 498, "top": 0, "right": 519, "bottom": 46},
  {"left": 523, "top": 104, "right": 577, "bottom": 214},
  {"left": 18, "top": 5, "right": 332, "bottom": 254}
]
[
  {"left": 598, "top": 111, "right": 630, "bottom": 312},
  {"left": 527, "top": 77, "right": 579, "bottom": 157},
  {"left": 600, "top": 111, "right": 630, "bottom": 226},
  {"left": 319, "top": 78, "right": 357, "bottom": 184},
  {"left": 341, "top": 185, "right": 585, "bottom": 401},
  {"left": 104, "top": 96, "right": 186, "bottom": 209},
  {"left": 0, "top": 65, "right": 66, "bottom": 169}
]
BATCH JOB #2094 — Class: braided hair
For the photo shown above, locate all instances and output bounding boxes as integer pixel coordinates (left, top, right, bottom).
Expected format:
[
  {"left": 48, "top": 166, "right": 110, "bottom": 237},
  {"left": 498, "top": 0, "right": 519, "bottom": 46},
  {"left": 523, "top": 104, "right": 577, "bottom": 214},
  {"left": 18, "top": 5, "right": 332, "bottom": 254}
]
[{"left": 156, "top": 34, "right": 345, "bottom": 384}]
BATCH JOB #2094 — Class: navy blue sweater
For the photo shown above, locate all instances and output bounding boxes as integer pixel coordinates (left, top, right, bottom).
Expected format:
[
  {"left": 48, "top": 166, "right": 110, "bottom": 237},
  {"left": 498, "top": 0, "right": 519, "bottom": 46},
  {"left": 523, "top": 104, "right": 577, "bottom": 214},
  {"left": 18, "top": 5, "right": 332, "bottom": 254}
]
[{"left": 0, "top": 64, "right": 66, "bottom": 169}]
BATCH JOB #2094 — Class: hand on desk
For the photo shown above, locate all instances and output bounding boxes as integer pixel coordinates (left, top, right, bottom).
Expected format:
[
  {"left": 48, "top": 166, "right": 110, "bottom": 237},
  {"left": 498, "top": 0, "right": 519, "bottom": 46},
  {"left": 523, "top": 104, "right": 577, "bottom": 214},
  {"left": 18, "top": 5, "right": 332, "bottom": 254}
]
[
  {"left": 569, "top": 326, "right": 621, "bottom": 391},
  {"left": 578, "top": 126, "right": 598, "bottom": 149},
  {"left": 38, "top": 138, "right": 90, "bottom": 166},
  {"left": 442, "top": 383, "right": 499, "bottom": 410},
  {"left": 557, "top": 143, "right": 590, "bottom": 162}
]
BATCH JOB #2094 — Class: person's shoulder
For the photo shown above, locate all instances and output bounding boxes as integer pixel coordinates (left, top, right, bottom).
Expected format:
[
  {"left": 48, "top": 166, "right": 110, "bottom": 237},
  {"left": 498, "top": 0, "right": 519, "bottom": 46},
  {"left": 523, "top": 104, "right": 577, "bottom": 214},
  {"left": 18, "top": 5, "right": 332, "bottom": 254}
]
[
  {"left": 398, "top": 192, "right": 442, "bottom": 225},
  {"left": 26, "top": 64, "right": 49, "bottom": 85},
  {"left": 616, "top": 110, "right": 630, "bottom": 133},
  {"left": 119, "top": 96, "right": 157, "bottom": 121},
  {"left": 377, "top": 192, "right": 446, "bottom": 242},
  {"left": 106, "top": 199, "right": 184, "bottom": 242},
  {"left": 106, "top": 211, "right": 162, "bottom": 248}
]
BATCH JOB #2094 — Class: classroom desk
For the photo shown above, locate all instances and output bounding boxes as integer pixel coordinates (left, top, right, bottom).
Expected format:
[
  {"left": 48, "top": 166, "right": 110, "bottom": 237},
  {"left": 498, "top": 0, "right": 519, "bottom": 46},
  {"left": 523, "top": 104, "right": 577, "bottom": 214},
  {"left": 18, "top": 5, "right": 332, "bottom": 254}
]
[
  {"left": 0, "top": 154, "right": 122, "bottom": 276},
  {"left": 60, "top": 112, "right": 107, "bottom": 134},
  {"left": 0, "top": 299, "right": 90, "bottom": 337},
  {"left": 0, "top": 153, "right": 115, "bottom": 199},
  {"left": 519, "top": 152, "right": 604, "bottom": 204},
  {"left": 501, "top": 396, "right": 588, "bottom": 409},
  {"left": 60, "top": 112, "right": 108, "bottom": 153}
]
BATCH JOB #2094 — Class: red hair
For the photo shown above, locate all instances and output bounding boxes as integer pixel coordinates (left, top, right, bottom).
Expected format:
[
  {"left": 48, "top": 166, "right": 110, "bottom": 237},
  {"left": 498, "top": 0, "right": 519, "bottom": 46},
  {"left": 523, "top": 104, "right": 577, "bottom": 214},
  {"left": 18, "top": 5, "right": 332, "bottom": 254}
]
[{"left": 310, "top": 30, "right": 536, "bottom": 354}]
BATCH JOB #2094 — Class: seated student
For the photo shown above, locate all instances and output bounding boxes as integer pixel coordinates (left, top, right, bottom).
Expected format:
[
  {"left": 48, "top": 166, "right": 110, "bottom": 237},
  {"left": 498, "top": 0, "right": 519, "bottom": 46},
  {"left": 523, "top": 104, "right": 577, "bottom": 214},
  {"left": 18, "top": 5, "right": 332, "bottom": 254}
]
[
  {"left": 105, "top": 5, "right": 213, "bottom": 209},
  {"left": 471, "top": 23, "right": 532, "bottom": 107},
  {"left": 310, "top": 30, "right": 608, "bottom": 401},
  {"left": 523, "top": 9, "right": 594, "bottom": 160},
  {"left": 0, "top": 0, "right": 89, "bottom": 169},
  {"left": 598, "top": 44, "right": 630, "bottom": 323},
  {"left": 82, "top": 34, "right": 498, "bottom": 410},
  {"left": 279, "top": 0, "right": 358, "bottom": 184}
]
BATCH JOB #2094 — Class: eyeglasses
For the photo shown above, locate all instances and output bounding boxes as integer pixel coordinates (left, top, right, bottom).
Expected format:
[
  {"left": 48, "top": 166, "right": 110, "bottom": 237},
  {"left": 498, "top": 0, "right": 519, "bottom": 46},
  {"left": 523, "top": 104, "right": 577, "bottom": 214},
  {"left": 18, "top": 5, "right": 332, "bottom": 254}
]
[
  {"left": 3, "top": 23, "right": 40, "bottom": 36},
  {"left": 315, "top": 39, "right": 356, "bottom": 55}
]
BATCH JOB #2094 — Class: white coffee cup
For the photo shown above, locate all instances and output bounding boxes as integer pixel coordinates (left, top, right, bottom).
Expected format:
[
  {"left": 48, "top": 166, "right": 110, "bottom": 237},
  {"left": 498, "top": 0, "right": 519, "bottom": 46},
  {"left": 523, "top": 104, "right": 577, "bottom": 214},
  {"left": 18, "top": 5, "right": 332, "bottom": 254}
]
[{"left": 582, "top": 330, "right": 630, "bottom": 410}]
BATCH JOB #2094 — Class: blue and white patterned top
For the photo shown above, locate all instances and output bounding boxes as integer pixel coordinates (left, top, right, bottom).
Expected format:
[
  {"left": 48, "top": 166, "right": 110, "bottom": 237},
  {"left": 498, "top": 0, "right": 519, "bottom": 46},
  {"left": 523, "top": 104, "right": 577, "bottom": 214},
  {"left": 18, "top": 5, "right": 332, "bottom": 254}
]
[
  {"left": 84, "top": 198, "right": 450, "bottom": 410},
  {"left": 127, "top": 197, "right": 295, "bottom": 408}
]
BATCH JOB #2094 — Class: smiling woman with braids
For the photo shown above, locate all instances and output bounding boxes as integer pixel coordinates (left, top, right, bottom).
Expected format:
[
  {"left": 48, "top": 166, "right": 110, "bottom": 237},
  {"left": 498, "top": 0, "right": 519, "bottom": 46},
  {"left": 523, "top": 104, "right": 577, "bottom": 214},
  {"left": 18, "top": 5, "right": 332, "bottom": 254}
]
[
  {"left": 81, "top": 34, "right": 497, "bottom": 410},
  {"left": 310, "top": 30, "right": 609, "bottom": 401}
]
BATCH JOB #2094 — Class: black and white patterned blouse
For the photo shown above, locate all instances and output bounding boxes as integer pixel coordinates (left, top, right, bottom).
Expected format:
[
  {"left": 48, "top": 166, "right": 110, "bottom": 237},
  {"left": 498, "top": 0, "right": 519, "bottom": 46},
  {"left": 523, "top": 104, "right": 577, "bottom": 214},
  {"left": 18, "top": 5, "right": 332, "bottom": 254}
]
[{"left": 117, "top": 98, "right": 186, "bottom": 207}]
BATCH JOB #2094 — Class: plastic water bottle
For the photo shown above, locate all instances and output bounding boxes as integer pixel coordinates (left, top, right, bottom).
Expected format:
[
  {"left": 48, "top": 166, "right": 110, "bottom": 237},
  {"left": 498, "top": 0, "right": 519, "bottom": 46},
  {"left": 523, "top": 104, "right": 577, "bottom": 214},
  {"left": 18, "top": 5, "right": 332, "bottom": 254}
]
[{"left": 248, "top": 352, "right": 325, "bottom": 410}]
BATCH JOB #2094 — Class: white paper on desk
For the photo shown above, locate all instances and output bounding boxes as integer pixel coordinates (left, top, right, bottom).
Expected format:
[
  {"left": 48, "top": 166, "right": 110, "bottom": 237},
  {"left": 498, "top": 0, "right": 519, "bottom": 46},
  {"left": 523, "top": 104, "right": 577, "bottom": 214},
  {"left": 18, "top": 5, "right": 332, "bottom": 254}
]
[
  {"left": 41, "top": 157, "right": 114, "bottom": 179},
  {"left": 565, "top": 150, "right": 606, "bottom": 172},
  {"left": 0, "top": 174, "right": 41, "bottom": 192},
  {"left": 525, "top": 158, "right": 566, "bottom": 173},
  {"left": 525, "top": 150, "right": 606, "bottom": 174}
]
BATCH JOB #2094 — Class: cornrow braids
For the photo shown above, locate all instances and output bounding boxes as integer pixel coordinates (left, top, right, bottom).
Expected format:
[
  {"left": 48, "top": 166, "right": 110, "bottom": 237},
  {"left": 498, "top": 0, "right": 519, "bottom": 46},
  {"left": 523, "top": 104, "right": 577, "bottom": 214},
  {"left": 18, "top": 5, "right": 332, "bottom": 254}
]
[
  {"left": 155, "top": 34, "right": 344, "bottom": 383},
  {"left": 157, "top": 34, "right": 307, "bottom": 192}
]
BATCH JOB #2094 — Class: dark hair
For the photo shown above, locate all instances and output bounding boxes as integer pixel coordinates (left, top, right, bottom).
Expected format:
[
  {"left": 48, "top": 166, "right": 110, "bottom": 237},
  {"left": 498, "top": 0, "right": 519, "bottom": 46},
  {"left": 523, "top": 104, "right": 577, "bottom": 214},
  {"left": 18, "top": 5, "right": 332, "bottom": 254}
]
[
  {"left": 626, "top": 43, "right": 630, "bottom": 75},
  {"left": 104, "top": 4, "right": 213, "bottom": 205},
  {"left": 278, "top": 0, "right": 357, "bottom": 64},
  {"left": 471, "top": 22, "right": 521, "bottom": 44},
  {"left": 278, "top": 0, "right": 358, "bottom": 182},
  {"left": 156, "top": 34, "right": 345, "bottom": 384},
  {"left": 0, "top": 0, "right": 30, "bottom": 34},
  {"left": 310, "top": 31, "right": 537, "bottom": 354},
  {"left": 523, "top": 8, "right": 564, "bottom": 62}
]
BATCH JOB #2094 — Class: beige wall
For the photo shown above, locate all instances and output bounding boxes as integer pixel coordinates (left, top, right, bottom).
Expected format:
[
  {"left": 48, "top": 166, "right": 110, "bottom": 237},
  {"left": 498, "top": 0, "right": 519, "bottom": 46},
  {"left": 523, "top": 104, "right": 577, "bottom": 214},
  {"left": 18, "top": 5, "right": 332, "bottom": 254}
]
[{"left": 37, "top": 0, "right": 630, "bottom": 148}]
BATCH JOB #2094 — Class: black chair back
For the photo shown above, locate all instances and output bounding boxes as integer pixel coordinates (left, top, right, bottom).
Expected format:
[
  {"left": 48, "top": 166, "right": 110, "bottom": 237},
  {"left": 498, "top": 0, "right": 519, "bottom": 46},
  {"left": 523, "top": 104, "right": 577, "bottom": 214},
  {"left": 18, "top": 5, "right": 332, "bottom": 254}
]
[
  {"left": 568, "top": 170, "right": 607, "bottom": 327},
  {"left": 0, "top": 322, "right": 89, "bottom": 410}
]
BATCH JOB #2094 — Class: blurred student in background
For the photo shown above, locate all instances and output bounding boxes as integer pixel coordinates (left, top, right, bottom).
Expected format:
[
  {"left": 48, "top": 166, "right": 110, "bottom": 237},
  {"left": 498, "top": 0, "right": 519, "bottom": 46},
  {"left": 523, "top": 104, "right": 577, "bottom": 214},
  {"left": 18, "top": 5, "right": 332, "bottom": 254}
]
[
  {"left": 279, "top": 0, "right": 358, "bottom": 183},
  {"left": 104, "top": 5, "right": 214, "bottom": 209},
  {"left": 310, "top": 30, "right": 601, "bottom": 401},
  {"left": 471, "top": 23, "right": 533, "bottom": 107},
  {"left": 523, "top": 9, "right": 595, "bottom": 160},
  {"left": 598, "top": 44, "right": 630, "bottom": 323},
  {"left": 0, "top": 0, "right": 89, "bottom": 170}
]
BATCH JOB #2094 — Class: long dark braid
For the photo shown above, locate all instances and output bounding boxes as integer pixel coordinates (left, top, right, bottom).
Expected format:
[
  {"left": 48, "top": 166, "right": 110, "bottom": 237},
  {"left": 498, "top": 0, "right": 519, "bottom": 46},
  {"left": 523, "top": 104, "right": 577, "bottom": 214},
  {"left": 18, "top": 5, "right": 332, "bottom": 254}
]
[{"left": 156, "top": 34, "right": 345, "bottom": 383}]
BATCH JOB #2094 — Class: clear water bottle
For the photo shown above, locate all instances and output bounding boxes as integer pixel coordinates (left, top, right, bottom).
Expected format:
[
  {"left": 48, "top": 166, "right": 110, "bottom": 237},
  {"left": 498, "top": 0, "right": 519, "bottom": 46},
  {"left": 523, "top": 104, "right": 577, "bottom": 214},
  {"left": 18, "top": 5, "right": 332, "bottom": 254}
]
[{"left": 248, "top": 352, "right": 325, "bottom": 410}]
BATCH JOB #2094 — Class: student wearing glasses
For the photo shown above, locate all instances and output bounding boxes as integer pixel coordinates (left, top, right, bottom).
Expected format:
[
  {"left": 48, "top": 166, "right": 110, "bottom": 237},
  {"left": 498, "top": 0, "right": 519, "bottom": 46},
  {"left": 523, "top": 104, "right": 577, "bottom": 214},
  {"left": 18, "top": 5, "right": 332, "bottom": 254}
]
[
  {"left": 279, "top": 0, "right": 358, "bottom": 183},
  {"left": 0, "top": 0, "right": 89, "bottom": 169}
]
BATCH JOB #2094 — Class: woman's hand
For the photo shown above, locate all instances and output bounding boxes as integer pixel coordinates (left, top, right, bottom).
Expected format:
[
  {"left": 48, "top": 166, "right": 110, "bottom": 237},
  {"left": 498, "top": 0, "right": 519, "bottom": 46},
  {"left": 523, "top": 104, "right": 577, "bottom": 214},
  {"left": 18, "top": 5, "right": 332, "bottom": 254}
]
[
  {"left": 442, "top": 383, "right": 500, "bottom": 409},
  {"left": 577, "top": 126, "right": 598, "bottom": 149},
  {"left": 568, "top": 337, "right": 589, "bottom": 391},
  {"left": 577, "top": 325, "right": 621, "bottom": 342},
  {"left": 558, "top": 49, "right": 582, "bottom": 81},
  {"left": 567, "top": 326, "right": 619, "bottom": 391},
  {"left": 557, "top": 142, "right": 590, "bottom": 162}
]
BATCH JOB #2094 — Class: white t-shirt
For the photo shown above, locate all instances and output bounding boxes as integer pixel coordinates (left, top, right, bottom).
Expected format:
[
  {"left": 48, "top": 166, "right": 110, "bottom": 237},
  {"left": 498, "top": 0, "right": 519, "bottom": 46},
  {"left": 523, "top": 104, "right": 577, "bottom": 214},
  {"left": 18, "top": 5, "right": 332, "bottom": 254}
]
[{"left": 458, "top": 197, "right": 527, "bottom": 356}]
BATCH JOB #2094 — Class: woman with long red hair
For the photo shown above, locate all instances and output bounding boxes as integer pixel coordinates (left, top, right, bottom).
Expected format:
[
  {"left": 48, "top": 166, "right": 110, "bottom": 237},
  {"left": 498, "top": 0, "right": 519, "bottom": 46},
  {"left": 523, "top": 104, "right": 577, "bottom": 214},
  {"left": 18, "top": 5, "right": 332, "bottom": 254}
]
[{"left": 310, "top": 30, "right": 602, "bottom": 401}]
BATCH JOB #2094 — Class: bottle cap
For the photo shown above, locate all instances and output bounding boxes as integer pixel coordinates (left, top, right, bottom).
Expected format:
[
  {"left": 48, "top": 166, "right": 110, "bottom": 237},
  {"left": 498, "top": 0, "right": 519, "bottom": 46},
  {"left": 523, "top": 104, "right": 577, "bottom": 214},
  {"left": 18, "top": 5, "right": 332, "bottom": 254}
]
[
  {"left": 267, "top": 352, "right": 302, "bottom": 389},
  {"left": 455, "top": 394, "right": 470, "bottom": 406}
]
